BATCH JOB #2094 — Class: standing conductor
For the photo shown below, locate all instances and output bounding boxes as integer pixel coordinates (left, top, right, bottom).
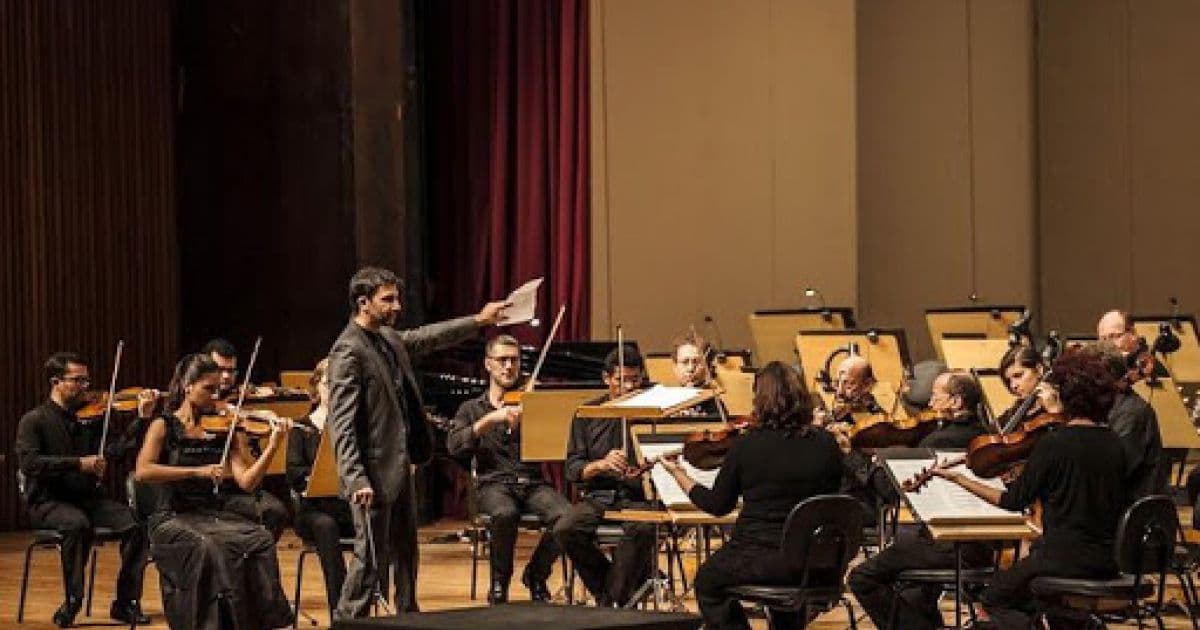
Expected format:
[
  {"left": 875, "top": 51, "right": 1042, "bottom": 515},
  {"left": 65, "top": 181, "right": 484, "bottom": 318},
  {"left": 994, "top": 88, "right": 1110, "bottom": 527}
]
[{"left": 329, "top": 267, "right": 506, "bottom": 618}]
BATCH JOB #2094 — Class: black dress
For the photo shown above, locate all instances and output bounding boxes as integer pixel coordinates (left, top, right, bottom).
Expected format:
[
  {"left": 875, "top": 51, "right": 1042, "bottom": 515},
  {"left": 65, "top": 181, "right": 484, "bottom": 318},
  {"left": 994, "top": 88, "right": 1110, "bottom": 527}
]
[{"left": 148, "top": 415, "right": 293, "bottom": 630}]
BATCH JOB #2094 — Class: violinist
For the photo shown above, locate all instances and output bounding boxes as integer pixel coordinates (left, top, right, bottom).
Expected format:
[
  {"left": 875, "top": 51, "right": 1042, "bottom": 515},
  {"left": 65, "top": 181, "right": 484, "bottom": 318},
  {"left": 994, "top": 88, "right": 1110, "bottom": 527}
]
[
  {"left": 994, "top": 344, "right": 1047, "bottom": 430},
  {"left": 847, "top": 371, "right": 992, "bottom": 630},
  {"left": 931, "top": 345, "right": 1131, "bottom": 629},
  {"left": 14, "top": 352, "right": 151, "bottom": 627},
  {"left": 823, "top": 356, "right": 885, "bottom": 526},
  {"left": 669, "top": 330, "right": 726, "bottom": 416},
  {"left": 556, "top": 345, "right": 657, "bottom": 607},
  {"left": 202, "top": 337, "right": 291, "bottom": 539},
  {"left": 446, "top": 334, "right": 571, "bottom": 604},
  {"left": 817, "top": 355, "right": 881, "bottom": 426},
  {"left": 134, "top": 353, "right": 295, "bottom": 629},
  {"left": 286, "top": 358, "right": 356, "bottom": 614},
  {"left": 1096, "top": 337, "right": 1168, "bottom": 499},
  {"left": 659, "top": 361, "right": 843, "bottom": 629}
]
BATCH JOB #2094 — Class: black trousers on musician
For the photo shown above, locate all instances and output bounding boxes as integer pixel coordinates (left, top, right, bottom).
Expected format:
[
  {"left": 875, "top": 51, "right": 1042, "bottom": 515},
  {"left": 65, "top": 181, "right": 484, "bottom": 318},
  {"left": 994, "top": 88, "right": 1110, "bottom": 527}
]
[
  {"left": 29, "top": 497, "right": 149, "bottom": 604},
  {"left": 982, "top": 549, "right": 1115, "bottom": 630},
  {"left": 476, "top": 481, "right": 569, "bottom": 586},
  {"left": 554, "top": 498, "right": 655, "bottom": 606},
  {"left": 848, "top": 535, "right": 992, "bottom": 630},
  {"left": 295, "top": 497, "right": 356, "bottom": 613}
]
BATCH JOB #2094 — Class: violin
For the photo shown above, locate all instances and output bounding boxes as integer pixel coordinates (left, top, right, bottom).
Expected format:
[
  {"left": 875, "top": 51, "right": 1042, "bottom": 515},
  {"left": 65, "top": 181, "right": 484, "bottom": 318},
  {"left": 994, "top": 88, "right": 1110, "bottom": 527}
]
[
  {"left": 198, "top": 404, "right": 313, "bottom": 437},
  {"left": 900, "top": 455, "right": 967, "bottom": 493},
  {"left": 843, "top": 409, "right": 943, "bottom": 450},
  {"left": 77, "top": 387, "right": 166, "bottom": 419},
  {"left": 965, "top": 409, "right": 1064, "bottom": 478},
  {"left": 627, "top": 417, "right": 755, "bottom": 476}
]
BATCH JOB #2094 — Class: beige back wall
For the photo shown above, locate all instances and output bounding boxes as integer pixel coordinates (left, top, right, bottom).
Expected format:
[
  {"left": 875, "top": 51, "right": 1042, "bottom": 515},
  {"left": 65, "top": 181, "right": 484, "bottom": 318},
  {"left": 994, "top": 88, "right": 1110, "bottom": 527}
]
[{"left": 589, "top": 0, "right": 858, "bottom": 354}]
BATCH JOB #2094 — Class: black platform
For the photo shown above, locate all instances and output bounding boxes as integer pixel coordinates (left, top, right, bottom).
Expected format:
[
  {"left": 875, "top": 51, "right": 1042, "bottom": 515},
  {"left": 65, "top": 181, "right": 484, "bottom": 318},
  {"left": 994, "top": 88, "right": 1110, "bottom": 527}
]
[{"left": 331, "top": 603, "right": 701, "bottom": 630}]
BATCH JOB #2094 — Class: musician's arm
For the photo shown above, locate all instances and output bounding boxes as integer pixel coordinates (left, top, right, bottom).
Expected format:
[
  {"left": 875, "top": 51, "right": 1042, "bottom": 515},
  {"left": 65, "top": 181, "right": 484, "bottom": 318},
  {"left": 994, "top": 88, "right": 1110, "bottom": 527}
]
[{"left": 678, "top": 445, "right": 742, "bottom": 516}]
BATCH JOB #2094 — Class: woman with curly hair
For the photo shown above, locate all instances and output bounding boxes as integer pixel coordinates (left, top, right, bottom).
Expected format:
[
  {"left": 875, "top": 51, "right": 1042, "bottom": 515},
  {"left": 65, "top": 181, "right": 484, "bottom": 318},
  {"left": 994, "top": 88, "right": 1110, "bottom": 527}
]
[
  {"left": 660, "top": 361, "right": 843, "bottom": 629},
  {"left": 933, "top": 344, "right": 1131, "bottom": 629}
]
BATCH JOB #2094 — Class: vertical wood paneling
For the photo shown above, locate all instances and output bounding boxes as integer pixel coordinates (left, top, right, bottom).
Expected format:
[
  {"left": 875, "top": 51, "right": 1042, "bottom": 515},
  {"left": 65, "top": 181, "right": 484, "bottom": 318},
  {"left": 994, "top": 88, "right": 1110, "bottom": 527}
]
[{"left": 0, "top": 0, "right": 178, "bottom": 530}]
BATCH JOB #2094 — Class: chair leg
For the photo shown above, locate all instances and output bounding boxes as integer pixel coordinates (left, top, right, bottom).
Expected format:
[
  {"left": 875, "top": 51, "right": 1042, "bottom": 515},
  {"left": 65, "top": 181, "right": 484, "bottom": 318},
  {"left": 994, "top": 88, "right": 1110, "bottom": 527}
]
[
  {"left": 18, "top": 540, "right": 38, "bottom": 623},
  {"left": 470, "top": 527, "right": 480, "bottom": 600},
  {"left": 86, "top": 545, "right": 98, "bottom": 617},
  {"left": 843, "top": 597, "right": 858, "bottom": 630},
  {"left": 293, "top": 549, "right": 306, "bottom": 630}
]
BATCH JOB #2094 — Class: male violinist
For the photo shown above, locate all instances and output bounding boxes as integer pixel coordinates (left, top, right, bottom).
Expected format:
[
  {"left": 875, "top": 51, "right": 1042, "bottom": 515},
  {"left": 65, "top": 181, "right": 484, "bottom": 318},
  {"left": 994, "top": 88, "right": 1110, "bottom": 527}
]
[
  {"left": 821, "top": 355, "right": 886, "bottom": 527},
  {"left": 14, "top": 352, "right": 150, "bottom": 627},
  {"left": 555, "top": 346, "right": 657, "bottom": 607},
  {"left": 446, "top": 334, "right": 572, "bottom": 604},
  {"left": 668, "top": 330, "right": 725, "bottom": 416},
  {"left": 1096, "top": 310, "right": 1168, "bottom": 499},
  {"left": 847, "top": 370, "right": 991, "bottom": 630}
]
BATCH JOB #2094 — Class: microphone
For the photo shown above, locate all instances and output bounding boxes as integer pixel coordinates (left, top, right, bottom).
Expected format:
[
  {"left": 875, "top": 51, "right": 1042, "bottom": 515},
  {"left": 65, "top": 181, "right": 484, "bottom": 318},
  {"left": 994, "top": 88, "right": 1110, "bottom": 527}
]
[{"left": 1154, "top": 321, "right": 1182, "bottom": 355}]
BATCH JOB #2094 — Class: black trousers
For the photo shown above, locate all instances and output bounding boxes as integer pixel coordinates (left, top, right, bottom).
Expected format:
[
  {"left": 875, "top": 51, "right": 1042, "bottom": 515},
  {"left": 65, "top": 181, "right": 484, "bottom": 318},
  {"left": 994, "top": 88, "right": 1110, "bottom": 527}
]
[
  {"left": 295, "top": 498, "right": 356, "bottom": 613},
  {"left": 693, "top": 537, "right": 819, "bottom": 630},
  {"left": 848, "top": 535, "right": 992, "bottom": 630},
  {"left": 553, "top": 498, "right": 655, "bottom": 606},
  {"left": 338, "top": 477, "right": 420, "bottom": 618},
  {"left": 476, "top": 481, "right": 570, "bottom": 584},
  {"left": 29, "top": 497, "right": 149, "bottom": 603},
  {"left": 983, "top": 550, "right": 1114, "bottom": 630}
]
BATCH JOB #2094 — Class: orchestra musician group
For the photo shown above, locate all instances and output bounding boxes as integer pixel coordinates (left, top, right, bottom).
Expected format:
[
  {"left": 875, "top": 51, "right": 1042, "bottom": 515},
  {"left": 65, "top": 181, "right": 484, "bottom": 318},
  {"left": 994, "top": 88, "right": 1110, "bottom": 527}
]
[{"left": 12, "top": 264, "right": 1182, "bottom": 629}]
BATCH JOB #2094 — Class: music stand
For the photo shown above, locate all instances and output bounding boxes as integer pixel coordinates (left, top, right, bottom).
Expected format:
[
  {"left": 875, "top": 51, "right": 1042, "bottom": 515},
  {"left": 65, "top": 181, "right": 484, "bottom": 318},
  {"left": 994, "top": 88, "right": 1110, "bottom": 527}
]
[
  {"left": 941, "top": 337, "right": 1012, "bottom": 371},
  {"left": 971, "top": 368, "right": 1016, "bottom": 423},
  {"left": 747, "top": 307, "right": 854, "bottom": 367},
  {"left": 924, "top": 305, "right": 1026, "bottom": 361},
  {"left": 518, "top": 389, "right": 607, "bottom": 462},
  {"left": 1132, "top": 314, "right": 1200, "bottom": 386},
  {"left": 304, "top": 428, "right": 339, "bottom": 498}
]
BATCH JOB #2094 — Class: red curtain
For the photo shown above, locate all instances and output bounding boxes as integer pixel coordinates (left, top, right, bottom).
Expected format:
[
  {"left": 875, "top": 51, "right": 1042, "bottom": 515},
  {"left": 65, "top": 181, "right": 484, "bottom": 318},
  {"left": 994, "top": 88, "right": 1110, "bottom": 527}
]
[{"left": 425, "top": 0, "right": 590, "bottom": 344}]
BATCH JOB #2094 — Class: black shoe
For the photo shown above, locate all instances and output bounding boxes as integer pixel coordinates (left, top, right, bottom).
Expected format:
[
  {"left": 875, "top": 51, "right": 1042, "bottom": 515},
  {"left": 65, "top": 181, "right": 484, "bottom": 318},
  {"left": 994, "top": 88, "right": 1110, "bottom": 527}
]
[
  {"left": 487, "top": 579, "right": 509, "bottom": 605},
  {"left": 52, "top": 597, "right": 82, "bottom": 628},
  {"left": 110, "top": 599, "right": 151, "bottom": 624},
  {"left": 522, "top": 572, "right": 552, "bottom": 603}
]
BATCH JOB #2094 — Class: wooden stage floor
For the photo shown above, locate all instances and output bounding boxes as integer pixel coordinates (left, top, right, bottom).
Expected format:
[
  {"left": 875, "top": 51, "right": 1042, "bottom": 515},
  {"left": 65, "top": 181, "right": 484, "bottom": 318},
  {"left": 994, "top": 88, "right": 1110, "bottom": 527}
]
[{"left": 1, "top": 519, "right": 1196, "bottom": 629}]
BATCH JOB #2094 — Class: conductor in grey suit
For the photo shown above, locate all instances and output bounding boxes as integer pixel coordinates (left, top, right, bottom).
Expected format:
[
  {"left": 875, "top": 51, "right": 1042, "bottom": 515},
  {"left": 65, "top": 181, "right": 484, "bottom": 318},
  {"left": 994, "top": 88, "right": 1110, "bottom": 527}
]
[{"left": 329, "top": 266, "right": 508, "bottom": 617}]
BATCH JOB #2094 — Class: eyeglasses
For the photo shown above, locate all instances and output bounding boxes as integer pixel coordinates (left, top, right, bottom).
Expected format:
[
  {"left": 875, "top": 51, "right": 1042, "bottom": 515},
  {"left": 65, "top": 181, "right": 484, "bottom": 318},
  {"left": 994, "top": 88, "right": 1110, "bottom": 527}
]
[
  {"left": 487, "top": 356, "right": 520, "bottom": 365},
  {"left": 61, "top": 376, "right": 91, "bottom": 385}
]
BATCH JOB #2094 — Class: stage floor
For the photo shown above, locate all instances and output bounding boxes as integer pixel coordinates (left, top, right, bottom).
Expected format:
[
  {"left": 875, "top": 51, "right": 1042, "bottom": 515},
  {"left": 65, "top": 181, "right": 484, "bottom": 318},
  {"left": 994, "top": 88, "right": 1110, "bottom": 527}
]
[{"left": 1, "top": 519, "right": 1194, "bottom": 629}]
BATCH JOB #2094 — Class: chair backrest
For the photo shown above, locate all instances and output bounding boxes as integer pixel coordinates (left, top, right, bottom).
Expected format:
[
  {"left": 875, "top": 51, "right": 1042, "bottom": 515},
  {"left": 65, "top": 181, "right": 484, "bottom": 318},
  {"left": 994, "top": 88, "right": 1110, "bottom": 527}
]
[
  {"left": 780, "top": 494, "right": 864, "bottom": 588},
  {"left": 1114, "top": 494, "right": 1177, "bottom": 576}
]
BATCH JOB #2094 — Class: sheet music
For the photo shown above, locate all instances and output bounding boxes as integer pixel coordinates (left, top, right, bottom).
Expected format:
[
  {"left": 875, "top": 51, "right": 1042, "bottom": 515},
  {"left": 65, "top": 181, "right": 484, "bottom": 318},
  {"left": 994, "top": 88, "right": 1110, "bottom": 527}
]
[
  {"left": 497, "top": 277, "right": 543, "bottom": 326},
  {"left": 639, "top": 442, "right": 720, "bottom": 509},
  {"left": 611, "top": 384, "right": 703, "bottom": 410},
  {"left": 886, "top": 454, "right": 1025, "bottom": 525}
]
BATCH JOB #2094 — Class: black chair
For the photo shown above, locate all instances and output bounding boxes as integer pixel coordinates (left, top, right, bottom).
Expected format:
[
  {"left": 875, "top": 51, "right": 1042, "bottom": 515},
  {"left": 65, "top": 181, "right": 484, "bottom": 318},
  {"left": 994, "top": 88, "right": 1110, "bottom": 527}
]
[
  {"left": 1029, "top": 494, "right": 1176, "bottom": 629},
  {"left": 885, "top": 565, "right": 996, "bottom": 628},
  {"left": 16, "top": 470, "right": 122, "bottom": 624},
  {"left": 723, "top": 494, "right": 864, "bottom": 630}
]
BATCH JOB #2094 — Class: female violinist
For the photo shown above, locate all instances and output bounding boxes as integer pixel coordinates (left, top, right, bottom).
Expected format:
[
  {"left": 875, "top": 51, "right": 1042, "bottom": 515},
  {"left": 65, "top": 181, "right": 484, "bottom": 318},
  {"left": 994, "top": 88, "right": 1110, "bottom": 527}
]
[
  {"left": 134, "top": 353, "right": 295, "bottom": 629},
  {"left": 994, "top": 344, "right": 1055, "bottom": 430},
  {"left": 931, "top": 345, "right": 1130, "bottom": 629},
  {"left": 659, "top": 361, "right": 843, "bottom": 629}
]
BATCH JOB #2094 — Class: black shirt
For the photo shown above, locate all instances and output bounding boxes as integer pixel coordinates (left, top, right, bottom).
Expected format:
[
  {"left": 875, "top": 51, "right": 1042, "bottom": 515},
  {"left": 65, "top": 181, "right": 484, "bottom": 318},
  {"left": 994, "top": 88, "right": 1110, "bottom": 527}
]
[
  {"left": 688, "top": 426, "right": 843, "bottom": 547},
  {"left": 1108, "top": 389, "right": 1167, "bottom": 500},
  {"left": 14, "top": 400, "right": 104, "bottom": 505},
  {"left": 999, "top": 424, "right": 1129, "bottom": 570},
  {"left": 917, "top": 412, "right": 988, "bottom": 449},
  {"left": 446, "top": 393, "right": 543, "bottom": 484},
  {"left": 565, "top": 395, "right": 646, "bottom": 504}
]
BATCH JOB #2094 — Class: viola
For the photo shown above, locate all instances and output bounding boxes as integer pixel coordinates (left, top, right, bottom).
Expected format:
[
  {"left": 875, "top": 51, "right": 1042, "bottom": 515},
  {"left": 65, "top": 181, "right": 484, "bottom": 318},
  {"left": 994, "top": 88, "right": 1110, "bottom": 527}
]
[
  {"left": 624, "top": 417, "right": 755, "bottom": 477},
  {"left": 965, "top": 410, "right": 1065, "bottom": 478},
  {"left": 77, "top": 387, "right": 165, "bottom": 419},
  {"left": 900, "top": 455, "right": 967, "bottom": 493},
  {"left": 844, "top": 409, "right": 944, "bottom": 450}
]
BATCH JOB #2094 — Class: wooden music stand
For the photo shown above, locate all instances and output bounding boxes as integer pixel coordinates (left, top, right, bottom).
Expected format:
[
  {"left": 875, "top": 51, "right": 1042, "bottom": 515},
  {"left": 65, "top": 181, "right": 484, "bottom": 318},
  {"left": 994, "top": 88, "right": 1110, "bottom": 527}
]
[
  {"left": 280, "top": 370, "right": 314, "bottom": 390},
  {"left": 574, "top": 386, "right": 716, "bottom": 419},
  {"left": 1132, "top": 315, "right": 1200, "bottom": 385},
  {"left": 794, "top": 328, "right": 911, "bottom": 395},
  {"left": 973, "top": 369, "right": 1016, "bottom": 420},
  {"left": 644, "top": 353, "right": 679, "bottom": 386},
  {"left": 747, "top": 307, "right": 854, "bottom": 367},
  {"left": 941, "top": 338, "right": 1012, "bottom": 371},
  {"left": 1133, "top": 377, "right": 1200, "bottom": 450},
  {"left": 519, "top": 389, "right": 607, "bottom": 461},
  {"left": 925, "top": 306, "right": 1026, "bottom": 361},
  {"left": 304, "top": 427, "right": 339, "bottom": 498},
  {"left": 714, "top": 365, "right": 754, "bottom": 417}
]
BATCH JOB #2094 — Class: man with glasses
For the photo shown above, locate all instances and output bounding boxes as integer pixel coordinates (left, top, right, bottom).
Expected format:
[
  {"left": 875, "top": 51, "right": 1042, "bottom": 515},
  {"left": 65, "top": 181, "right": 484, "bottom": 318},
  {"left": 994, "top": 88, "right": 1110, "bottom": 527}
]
[
  {"left": 555, "top": 345, "right": 657, "bottom": 607},
  {"left": 447, "top": 334, "right": 571, "bottom": 604},
  {"left": 14, "top": 352, "right": 150, "bottom": 627}
]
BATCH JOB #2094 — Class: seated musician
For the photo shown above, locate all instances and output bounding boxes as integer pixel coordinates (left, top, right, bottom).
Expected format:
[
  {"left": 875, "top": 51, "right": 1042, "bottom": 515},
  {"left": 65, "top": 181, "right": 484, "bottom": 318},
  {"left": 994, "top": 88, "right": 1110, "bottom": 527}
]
[
  {"left": 820, "top": 355, "right": 885, "bottom": 525},
  {"left": 669, "top": 330, "right": 726, "bottom": 416},
  {"left": 994, "top": 344, "right": 1046, "bottom": 429},
  {"left": 659, "top": 361, "right": 843, "bottom": 630},
  {"left": 202, "top": 337, "right": 292, "bottom": 538},
  {"left": 933, "top": 344, "right": 1131, "bottom": 629},
  {"left": 285, "top": 358, "right": 356, "bottom": 613},
  {"left": 1097, "top": 310, "right": 1169, "bottom": 499},
  {"left": 554, "top": 345, "right": 657, "bottom": 607},
  {"left": 14, "top": 352, "right": 151, "bottom": 627},
  {"left": 135, "top": 353, "right": 295, "bottom": 628},
  {"left": 846, "top": 371, "right": 996, "bottom": 630},
  {"left": 446, "top": 334, "right": 571, "bottom": 604}
]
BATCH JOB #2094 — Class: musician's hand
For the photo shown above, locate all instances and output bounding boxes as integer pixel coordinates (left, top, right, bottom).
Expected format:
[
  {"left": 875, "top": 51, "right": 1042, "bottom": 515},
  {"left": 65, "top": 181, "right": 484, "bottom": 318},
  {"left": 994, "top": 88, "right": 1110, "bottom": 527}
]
[
  {"left": 475, "top": 301, "right": 511, "bottom": 326},
  {"left": 503, "top": 406, "right": 521, "bottom": 431},
  {"left": 929, "top": 464, "right": 962, "bottom": 483},
  {"left": 137, "top": 389, "right": 160, "bottom": 418},
  {"left": 195, "top": 464, "right": 225, "bottom": 485},
  {"left": 600, "top": 449, "right": 628, "bottom": 475},
  {"left": 351, "top": 486, "right": 375, "bottom": 508},
  {"left": 659, "top": 453, "right": 684, "bottom": 475},
  {"left": 1035, "top": 383, "right": 1063, "bottom": 414},
  {"left": 269, "top": 417, "right": 294, "bottom": 444},
  {"left": 813, "top": 408, "right": 831, "bottom": 428},
  {"left": 80, "top": 455, "right": 106, "bottom": 477}
]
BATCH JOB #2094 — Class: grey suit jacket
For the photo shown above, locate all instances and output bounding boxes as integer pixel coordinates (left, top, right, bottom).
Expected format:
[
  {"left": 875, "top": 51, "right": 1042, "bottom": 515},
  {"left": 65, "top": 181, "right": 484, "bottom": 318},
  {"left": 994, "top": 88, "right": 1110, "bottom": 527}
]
[{"left": 327, "top": 316, "right": 480, "bottom": 503}]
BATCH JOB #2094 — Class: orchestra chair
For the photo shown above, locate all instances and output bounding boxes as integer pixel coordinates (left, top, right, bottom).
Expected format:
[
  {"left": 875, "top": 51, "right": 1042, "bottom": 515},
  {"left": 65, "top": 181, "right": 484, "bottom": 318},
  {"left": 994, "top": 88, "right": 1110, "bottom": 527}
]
[
  {"left": 884, "top": 546, "right": 1007, "bottom": 628},
  {"left": 1170, "top": 536, "right": 1200, "bottom": 629},
  {"left": 288, "top": 489, "right": 355, "bottom": 628},
  {"left": 722, "top": 494, "right": 863, "bottom": 630},
  {"left": 465, "top": 460, "right": 570, "bottom": 601},
  {"left": 1030, "top": 495, "right": 1176, "bottom": 629},
  {"left": 16, "top": 470, "right": 124, "bottom": 623}
]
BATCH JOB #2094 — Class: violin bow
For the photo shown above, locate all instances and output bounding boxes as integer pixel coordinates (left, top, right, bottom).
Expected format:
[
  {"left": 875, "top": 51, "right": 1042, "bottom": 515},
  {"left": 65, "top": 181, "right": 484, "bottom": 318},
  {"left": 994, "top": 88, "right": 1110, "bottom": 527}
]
[
  {"left": 617, "top": 324, "right": 628, "bottom": 454},
  {"left": 96, "top": 339, "right": 125, "bottom": 462},
  {"left": 215, "top": 336, "right": 263, "bottom": 494},
  {"left": 525, "top": 305, "right": 566, "bottom": 394}
]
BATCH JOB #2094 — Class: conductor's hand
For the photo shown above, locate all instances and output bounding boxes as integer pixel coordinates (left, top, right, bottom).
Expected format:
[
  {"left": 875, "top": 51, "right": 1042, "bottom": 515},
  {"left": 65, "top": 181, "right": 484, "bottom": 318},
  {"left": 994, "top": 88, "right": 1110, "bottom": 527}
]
[
  {"left": 352, "top": 486, "right": 375, "bottom": 508},
  {"left": 475, "top": 301, "right": 511, "bottom": 326},
  {"left": 80, "top": 455, "right": 107, "bottom": 478}
]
